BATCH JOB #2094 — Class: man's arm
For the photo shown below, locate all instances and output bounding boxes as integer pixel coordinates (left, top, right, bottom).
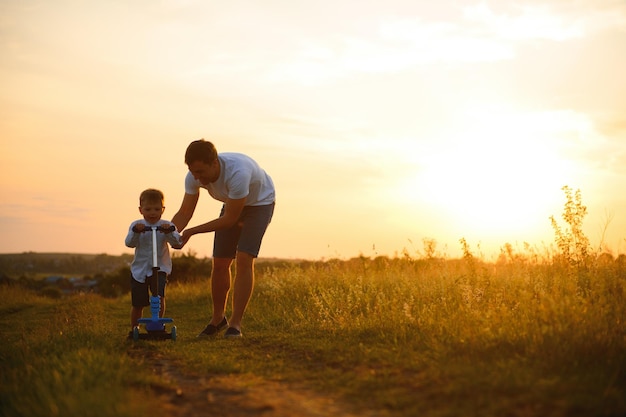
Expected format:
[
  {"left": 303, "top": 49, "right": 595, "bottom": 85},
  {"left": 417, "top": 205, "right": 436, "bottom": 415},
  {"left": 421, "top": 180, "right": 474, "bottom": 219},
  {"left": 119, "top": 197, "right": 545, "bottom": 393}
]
[
  {"left": 181, "top": 197, "right": 246, "bottom": 241},
  {"left": 171, "top": 193, "right": 199, "bottom": 232}
]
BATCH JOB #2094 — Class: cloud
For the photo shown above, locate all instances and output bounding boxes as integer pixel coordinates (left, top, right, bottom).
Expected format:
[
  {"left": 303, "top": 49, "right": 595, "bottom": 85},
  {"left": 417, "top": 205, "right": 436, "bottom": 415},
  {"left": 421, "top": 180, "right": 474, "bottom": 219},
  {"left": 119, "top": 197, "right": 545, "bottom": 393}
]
[
  {"left": 379, "top": 18, "right": 515, "bottom": 63},
  {"left": 545, "top": 111, "right": 626, "bottom": 175},
  {"left": 596, "top": 116, "right": 626, "bottom": 138},
  {"left": 0, "top": 197, "right": 90, "bottom": 225},
  {"left": 463, "top": 1, "right": 626, "bottom": 41},
  {"left": 263, "top": 0, "right": 626, "bottom": 86},
  {"left": 266, "top": 18, "right": 515, "bottom": 85},
  {"left": 463, "top": 2, "right": 584, "bottom": 41}
]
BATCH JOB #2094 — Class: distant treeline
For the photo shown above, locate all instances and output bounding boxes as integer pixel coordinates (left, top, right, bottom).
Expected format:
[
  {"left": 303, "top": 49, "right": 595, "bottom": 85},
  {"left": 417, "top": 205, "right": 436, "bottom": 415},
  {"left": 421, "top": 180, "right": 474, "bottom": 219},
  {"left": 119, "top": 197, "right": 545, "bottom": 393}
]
[
  {"left": 0, "top": 252, "right": 134, "bottom": 276},
  {"left": 0, "top": 252, "right": 326, "bottom": 298},
  {"left": 0, "top": 252, "right": 312, "bottom": 277}
]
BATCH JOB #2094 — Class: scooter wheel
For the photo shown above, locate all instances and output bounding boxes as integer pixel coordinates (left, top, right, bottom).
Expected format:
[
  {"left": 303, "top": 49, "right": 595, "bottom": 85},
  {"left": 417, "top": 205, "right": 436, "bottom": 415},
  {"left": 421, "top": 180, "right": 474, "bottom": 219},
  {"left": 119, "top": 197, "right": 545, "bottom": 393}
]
[
  {"left": 132, "top": 326, "right": 140, "bottom": 341},
  {"left": 171, "top": 326, "right": 177, "bottom": 341}
]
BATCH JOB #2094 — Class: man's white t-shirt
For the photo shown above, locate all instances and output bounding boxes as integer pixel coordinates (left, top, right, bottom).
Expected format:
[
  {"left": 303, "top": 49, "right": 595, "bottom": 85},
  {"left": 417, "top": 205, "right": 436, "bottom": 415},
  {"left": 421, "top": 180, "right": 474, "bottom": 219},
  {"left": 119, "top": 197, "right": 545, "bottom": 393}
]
[{"left": 185, "top": 153, "right": 275, "bottom": 206}]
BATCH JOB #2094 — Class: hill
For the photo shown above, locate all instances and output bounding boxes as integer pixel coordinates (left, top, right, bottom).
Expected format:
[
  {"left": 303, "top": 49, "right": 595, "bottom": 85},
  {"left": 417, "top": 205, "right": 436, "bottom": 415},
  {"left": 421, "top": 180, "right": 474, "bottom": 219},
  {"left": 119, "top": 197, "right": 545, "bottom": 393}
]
[{"left": 0, "top": 252, "right": 135, "bottom": 277}]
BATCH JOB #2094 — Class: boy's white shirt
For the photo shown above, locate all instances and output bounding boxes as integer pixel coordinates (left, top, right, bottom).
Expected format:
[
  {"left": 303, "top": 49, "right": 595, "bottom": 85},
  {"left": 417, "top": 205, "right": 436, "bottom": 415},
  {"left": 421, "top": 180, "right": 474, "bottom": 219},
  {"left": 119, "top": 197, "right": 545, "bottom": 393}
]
[{"left": 125, "top": 219, "right": 183, "bottom": 283}]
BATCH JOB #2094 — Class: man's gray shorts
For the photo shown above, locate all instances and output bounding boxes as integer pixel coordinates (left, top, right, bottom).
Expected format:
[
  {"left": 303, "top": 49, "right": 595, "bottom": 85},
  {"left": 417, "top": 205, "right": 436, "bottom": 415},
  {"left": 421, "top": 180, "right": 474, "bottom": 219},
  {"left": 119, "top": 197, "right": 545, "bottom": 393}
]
[{"left": 213, "top": 202, "right": 275, "bottom": 258}]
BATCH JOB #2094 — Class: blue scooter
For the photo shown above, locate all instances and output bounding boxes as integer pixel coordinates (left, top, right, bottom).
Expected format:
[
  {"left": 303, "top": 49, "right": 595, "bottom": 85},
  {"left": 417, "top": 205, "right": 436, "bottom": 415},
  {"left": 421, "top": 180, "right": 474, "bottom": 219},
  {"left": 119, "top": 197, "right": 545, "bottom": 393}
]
[{"left": 132, "top": 225, "right": 177, "bottom": 341}]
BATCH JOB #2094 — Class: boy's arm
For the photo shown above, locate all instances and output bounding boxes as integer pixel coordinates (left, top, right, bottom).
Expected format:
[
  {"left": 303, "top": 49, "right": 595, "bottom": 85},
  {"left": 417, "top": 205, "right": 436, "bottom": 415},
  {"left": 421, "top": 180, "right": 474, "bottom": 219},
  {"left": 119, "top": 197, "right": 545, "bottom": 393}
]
[
  {"left": 125, "top": 221, "right": 141, "bottom": 248},
  {"left": 170, "top": 237, "right": 184, "bottom": 250},
  {"left": 162, "top": 222, "right": 185, "bottom": 249}
]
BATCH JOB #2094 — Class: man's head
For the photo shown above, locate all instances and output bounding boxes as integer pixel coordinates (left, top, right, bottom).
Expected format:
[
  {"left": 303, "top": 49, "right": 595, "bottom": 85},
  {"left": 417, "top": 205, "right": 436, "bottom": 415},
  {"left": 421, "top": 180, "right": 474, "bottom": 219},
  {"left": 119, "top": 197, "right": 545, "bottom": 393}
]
[
  {"left": 185, "top": 139, "right": 220, "bottom": 185},
  {"left": 185, "top": 139, "right": 218, "bottom": 165}
]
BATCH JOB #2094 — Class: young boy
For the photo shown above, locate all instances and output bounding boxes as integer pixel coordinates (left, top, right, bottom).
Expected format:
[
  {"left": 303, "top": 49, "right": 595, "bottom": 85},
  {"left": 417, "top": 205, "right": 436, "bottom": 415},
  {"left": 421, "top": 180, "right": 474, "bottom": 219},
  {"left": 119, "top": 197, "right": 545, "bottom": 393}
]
[{"left": 125, "top": 188, "right": 183, "bottom": 337}]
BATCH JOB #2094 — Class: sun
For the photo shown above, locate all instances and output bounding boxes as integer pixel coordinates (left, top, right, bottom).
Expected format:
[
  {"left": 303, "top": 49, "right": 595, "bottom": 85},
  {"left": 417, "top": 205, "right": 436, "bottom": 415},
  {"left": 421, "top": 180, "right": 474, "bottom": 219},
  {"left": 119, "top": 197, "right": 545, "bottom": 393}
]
[{"left": 406, "top": 104, "right": 579, "bottom": 241}]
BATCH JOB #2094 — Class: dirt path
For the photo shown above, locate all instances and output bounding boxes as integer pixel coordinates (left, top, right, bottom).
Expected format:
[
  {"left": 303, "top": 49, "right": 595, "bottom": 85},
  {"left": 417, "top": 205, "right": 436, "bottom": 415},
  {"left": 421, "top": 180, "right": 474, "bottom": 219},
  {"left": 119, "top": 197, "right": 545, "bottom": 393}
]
[{"left": 136, "top": 351, "right": 377, "bottom": 417}]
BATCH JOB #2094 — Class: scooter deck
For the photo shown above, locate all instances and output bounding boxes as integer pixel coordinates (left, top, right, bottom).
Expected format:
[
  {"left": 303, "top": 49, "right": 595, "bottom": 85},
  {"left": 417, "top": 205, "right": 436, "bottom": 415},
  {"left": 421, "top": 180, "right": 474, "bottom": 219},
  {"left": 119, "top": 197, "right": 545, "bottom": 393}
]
[
  {"left": 132, "top": 325, "right": 177, "bottom": 341},
  {"left": 137, "top": 318, "right": 174, "bottom": 324},
  {"left": 135, "top": 331, "right": 174, "bottom": 340}
]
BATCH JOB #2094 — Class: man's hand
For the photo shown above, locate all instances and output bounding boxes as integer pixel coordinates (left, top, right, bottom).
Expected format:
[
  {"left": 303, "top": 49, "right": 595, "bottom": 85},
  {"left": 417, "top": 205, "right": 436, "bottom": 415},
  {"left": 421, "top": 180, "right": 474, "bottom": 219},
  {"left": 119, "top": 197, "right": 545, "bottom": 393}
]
[
  {"left": 181, "top": 229, "right": 193, "bottom": 245},
  {"left": 132, "top": 223, "right": 146, "bottom": 233}
]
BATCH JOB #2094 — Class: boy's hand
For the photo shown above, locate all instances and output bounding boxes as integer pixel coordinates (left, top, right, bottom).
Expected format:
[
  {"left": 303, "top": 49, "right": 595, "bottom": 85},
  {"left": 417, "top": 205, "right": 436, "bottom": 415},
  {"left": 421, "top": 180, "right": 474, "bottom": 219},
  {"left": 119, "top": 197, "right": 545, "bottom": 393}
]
[
  {"left": 159, "top": 224, "right": 175, "bottom": 234},
  {"left": 132, "top": 223, "right": 146, "bottom": 233}
]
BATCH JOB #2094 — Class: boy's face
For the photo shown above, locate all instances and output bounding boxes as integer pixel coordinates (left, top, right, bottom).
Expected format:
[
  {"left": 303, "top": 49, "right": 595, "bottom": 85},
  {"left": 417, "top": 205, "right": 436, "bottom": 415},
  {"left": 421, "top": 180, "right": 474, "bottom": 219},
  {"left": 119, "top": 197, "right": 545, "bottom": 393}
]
[{"left": 139, "top": 201, "right": 164, "bottom": 224}]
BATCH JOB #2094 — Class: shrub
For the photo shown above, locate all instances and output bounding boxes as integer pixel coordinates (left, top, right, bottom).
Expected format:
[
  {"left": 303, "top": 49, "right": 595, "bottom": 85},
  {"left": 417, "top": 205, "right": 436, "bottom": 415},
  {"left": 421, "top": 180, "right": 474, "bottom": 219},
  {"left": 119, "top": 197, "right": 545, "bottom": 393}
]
[{"left": 550, "top": 185, "right": 591, "bottom": 269}]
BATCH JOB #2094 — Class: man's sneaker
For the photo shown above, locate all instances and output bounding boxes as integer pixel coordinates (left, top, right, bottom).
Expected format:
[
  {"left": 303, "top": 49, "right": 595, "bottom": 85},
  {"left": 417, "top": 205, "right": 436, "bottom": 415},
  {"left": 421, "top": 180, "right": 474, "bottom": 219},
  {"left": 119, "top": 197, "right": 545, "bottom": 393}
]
[
  {"left": 197, "top": 317, "right": 228, "bottom": 337},
  {"left": 224, "top": 327, "right": 242, "bottom": 339}
]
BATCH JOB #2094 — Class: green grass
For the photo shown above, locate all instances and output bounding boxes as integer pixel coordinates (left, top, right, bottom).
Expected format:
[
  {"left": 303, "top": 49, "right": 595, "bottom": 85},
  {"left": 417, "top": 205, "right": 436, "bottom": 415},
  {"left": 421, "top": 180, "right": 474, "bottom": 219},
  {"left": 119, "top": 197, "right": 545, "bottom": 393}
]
[
  {"left": 0, "top": 287, "right": 160, "bottom": 417},
  {"left": 1, "top": 251, "right": 625, "bottom": 417}
]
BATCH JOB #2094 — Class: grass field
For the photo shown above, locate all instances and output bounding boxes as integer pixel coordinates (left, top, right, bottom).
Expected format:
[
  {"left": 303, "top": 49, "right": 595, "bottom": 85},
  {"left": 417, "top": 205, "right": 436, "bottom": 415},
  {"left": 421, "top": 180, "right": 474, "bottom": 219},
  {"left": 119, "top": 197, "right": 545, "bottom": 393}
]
[{"left": 1, "top": 243, "right": 625, "bottom": 416}]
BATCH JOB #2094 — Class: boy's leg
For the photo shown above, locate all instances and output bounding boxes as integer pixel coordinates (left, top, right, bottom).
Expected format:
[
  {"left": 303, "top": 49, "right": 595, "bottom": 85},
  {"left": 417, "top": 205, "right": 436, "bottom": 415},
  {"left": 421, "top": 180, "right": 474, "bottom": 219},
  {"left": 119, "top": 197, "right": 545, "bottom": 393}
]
[
  {"left": 131, "top": 306, "right": 144, "bottom": 328},
  {"left": 130, "top": 275, "right": 149, "bottom": 330}
]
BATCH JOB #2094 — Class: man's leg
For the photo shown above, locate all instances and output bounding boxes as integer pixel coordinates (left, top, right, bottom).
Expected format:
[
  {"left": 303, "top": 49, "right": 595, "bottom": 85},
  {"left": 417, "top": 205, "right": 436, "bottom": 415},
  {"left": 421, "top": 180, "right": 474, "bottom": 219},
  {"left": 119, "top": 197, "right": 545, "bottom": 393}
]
[
  {"left": 210, "top": 257, "right": 233, "bottom": 325},
  {"left": 228, "top": 251, "right": 255, "bottom": 331}
]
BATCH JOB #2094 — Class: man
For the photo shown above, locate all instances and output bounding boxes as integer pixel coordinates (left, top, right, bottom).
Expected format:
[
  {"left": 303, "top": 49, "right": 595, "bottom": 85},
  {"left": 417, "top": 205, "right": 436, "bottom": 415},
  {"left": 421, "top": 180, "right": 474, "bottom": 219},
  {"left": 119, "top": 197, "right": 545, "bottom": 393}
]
[{"left": 172, "top": 139, "right": 275, "bottom": 338}]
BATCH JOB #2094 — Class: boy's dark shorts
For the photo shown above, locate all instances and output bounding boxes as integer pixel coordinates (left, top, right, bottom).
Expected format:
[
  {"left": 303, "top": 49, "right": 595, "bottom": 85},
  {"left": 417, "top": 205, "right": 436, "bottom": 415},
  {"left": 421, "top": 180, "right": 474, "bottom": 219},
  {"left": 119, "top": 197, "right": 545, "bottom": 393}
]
[
  {"left": 130, "top": 271, "right": 167, "bottom": 307},
  {"left": 213, "top": 202, "right": 275, "bottom": 259}
]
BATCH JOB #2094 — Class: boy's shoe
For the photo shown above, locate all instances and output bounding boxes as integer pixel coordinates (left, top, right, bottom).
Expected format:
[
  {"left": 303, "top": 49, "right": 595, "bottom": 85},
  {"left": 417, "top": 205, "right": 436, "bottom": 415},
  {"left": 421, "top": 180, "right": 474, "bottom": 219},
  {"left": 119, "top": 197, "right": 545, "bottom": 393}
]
[
  {"left": 197, "top": 317, "right": 228, "bottom": 337},
  {"left": 224, "top": 327, "right": 242, "bottom": 339},
  {"left": 128, "top": 327, "right": 140, "bottom": 340}
]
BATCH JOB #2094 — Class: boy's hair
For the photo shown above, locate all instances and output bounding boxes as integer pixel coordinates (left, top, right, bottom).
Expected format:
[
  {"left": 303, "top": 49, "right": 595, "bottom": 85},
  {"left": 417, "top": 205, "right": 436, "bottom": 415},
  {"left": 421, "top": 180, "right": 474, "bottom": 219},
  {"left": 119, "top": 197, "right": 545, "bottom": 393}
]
[
  {"left": 139, "top": 189, "right": 165, "bottom": 206},
  {"left": 185, "top": 139, "right": 218, "bottom": 165}
]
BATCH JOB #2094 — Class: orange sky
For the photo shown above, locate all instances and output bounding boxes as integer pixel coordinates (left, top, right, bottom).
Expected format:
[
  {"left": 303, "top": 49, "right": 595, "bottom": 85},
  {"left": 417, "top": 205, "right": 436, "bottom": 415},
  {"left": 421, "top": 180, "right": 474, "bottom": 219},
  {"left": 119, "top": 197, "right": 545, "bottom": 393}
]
[{"left": 1, "top": 1, "right": 625, "bottom": 260}]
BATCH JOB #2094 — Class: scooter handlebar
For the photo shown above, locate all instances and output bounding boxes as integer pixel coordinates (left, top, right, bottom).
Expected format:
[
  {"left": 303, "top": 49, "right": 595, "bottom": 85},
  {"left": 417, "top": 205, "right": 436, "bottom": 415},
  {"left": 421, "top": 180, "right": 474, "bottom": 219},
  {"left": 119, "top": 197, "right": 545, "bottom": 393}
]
[{"left": 132, "top": 225, "right": 176, "bottom": 233}]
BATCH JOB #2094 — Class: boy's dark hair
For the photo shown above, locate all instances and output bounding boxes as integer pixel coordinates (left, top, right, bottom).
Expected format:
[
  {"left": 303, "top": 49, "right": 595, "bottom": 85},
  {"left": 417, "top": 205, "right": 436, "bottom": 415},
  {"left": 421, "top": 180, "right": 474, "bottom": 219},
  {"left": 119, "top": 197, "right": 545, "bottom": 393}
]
[
  {"left": 139, "top": 189, "right": 164, "bottom": 206},
  {"left": 185, "top": 139, "right": 218, "bottom": 165}
]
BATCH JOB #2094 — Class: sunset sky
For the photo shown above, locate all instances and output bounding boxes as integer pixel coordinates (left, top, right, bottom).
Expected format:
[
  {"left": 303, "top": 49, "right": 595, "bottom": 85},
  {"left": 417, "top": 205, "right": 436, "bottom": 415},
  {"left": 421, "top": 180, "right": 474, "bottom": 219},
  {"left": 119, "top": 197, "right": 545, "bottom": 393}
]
[{"left": 1, "top": 0, "right": 625, "bottom": 260}]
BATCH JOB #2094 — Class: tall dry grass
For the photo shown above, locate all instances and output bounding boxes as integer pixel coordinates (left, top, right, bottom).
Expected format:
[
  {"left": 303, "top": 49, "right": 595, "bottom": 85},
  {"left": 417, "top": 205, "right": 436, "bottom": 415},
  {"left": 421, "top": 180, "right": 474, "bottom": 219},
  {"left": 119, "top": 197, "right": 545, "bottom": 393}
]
[{"left": 2, "top": 186, "right": 625, "bottom": 416}]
